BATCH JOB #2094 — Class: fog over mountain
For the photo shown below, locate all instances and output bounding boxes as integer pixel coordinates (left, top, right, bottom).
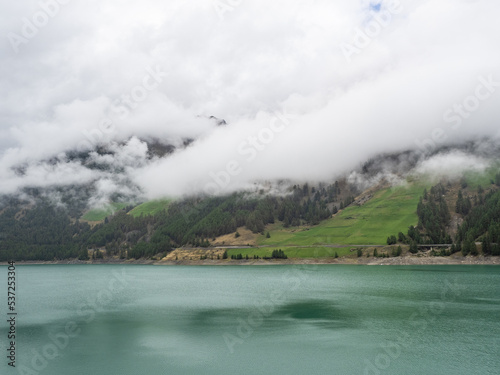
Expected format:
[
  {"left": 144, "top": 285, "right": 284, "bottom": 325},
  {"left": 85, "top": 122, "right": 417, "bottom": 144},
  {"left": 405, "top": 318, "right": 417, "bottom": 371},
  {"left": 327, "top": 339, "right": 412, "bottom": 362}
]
[{"left": 1, "top": 0, "right": 499, "bottom": 204}]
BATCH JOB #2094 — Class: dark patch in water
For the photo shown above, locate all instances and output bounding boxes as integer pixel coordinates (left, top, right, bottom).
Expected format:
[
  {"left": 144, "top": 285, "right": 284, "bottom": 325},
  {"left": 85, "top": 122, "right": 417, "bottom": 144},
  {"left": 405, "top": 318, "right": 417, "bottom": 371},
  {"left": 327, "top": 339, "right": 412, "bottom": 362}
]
[
  {"left": 190, "top": 307, "right": 243, "bottom": 327},
  {"left": 185, "top": 300, "right": 357, "bottom": 333},
  {"left": 274, "top": 301, "right": 338, "bottom": 320},
  {"left": 271, "top": 300, "right": 355, "bottom": 329}
]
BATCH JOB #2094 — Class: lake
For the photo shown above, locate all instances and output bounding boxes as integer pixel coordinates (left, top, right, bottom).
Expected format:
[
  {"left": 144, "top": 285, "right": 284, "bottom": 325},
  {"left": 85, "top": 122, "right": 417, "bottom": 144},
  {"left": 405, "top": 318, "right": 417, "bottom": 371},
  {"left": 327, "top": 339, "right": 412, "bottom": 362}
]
[{"left": 1, "top": 265, "right": 499, "bottom": 375}]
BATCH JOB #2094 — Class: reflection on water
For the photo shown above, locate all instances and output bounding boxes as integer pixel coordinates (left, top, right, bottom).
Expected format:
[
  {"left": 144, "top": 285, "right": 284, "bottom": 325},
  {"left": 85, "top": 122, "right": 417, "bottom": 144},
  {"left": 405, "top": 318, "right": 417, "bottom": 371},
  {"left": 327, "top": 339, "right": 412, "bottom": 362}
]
[{"left": 0, "top": 265, "right": 498, "bottom": 375}]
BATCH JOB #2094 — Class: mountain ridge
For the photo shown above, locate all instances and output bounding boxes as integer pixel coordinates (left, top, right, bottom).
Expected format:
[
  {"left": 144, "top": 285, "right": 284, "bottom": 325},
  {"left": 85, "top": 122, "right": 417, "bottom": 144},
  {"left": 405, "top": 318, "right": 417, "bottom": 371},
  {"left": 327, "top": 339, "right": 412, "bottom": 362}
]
[{"left": 1, "top": 145, "right": 500, "bottom": 262}]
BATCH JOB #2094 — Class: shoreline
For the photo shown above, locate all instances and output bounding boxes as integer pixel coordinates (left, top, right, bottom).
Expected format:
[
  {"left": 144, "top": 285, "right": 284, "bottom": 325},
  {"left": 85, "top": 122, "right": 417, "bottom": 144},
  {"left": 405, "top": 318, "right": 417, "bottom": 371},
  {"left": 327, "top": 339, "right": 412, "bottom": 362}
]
[{"left": 2, "top": 255, "right": 500, "bottom": 266}]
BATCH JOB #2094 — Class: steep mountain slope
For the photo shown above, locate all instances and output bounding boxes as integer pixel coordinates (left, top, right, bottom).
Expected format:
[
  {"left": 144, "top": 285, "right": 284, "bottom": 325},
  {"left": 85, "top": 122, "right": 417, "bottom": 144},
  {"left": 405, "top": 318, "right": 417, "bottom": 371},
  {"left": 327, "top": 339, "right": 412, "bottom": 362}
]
[
  {"left": 258, "top": 183, "right": 427, "bottom": 246},
  {"left": 1, "top": 145, "right": 500, "bottom": 262}
]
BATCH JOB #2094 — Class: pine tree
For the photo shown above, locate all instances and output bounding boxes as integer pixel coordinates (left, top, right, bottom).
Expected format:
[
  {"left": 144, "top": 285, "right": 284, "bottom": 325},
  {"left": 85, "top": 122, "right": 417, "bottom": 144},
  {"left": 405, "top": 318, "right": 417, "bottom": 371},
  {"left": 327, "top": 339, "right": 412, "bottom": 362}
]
[
  {"left": 482, "top": 234, "right": 492, "bottom": 255},
  {"left": 387, "top": 235, "right": 397, "bottom": 245},
  {"left": 398, "top": 232, "right": 406, "bottom": 243},
  {"left": 409, "top": 241, "right": 418, "bottom": 254},
  {"left": 470, "top": 242, "right": 479, "bottom": 256},
  {"left": 456, "top": 190, "right": 464, "bottom": 214},
  {"left": 78, "top": 248, "right": 89, "bottom": 261},
  {"left": 492, "top": 244, "right": 500, "bottom": 256}
]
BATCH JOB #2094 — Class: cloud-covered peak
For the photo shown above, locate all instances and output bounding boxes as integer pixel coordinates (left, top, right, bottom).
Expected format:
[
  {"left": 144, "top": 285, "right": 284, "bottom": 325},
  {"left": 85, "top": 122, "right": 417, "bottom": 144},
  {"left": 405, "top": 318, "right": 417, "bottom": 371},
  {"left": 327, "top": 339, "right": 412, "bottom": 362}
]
[{"left": 0, "top": 0, "right": 499, "bottom": 200}]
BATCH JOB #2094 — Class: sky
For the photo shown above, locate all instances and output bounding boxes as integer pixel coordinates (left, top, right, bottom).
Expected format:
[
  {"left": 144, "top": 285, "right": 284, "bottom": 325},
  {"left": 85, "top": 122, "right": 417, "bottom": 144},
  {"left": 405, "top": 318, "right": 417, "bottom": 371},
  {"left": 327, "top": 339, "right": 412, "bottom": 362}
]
[{"left": 1, "top": 0, "right": 500, "bottom": 203}]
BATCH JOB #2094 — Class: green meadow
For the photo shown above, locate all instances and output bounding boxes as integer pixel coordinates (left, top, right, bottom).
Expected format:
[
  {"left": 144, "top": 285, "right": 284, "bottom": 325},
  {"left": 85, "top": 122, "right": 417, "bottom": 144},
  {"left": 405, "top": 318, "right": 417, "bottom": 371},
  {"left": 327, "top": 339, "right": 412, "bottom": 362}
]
[
  {"left": 81, "top": 202, "right": 128, "bottom": 221},
  {"left": 81, "top": 200, "right": 171, "bottom": 222},
  {"left": 128, "top": 199, "right": 171, "bottom": 217},
  {"left": 227, "top": 246, "right": 355, "bottom": 259},
  {"left": 258, "top": 183, "right": 427, "bottom": 246},
  {"left": 463, "top": 164, "right": 500, "bottom": 188}
]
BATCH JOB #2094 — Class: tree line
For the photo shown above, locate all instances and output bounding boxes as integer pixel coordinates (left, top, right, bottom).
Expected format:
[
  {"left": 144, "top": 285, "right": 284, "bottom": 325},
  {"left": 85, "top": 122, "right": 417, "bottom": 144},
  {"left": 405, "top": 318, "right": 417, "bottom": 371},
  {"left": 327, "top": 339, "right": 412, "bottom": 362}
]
[
  {"left": 1, "top": 181, "right": 357, "bottom": 261},
  {"left": 387, "top": 181, "right": 500, "bottom": 256}
]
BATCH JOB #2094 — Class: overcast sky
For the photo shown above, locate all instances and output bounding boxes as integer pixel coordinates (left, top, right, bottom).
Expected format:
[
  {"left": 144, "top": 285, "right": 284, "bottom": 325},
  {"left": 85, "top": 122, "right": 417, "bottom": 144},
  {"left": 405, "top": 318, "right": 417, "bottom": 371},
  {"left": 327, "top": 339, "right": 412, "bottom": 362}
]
[{"left": 1, "top": 0, "right": 499, "bottom": 201}]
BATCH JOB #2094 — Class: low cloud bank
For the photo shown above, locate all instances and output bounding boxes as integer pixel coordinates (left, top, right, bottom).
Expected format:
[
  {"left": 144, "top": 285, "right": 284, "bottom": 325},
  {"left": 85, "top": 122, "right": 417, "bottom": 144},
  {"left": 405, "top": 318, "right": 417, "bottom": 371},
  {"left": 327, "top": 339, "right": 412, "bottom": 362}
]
[{"left": 1, "top": 0, "right": 499, "bottom": 205}]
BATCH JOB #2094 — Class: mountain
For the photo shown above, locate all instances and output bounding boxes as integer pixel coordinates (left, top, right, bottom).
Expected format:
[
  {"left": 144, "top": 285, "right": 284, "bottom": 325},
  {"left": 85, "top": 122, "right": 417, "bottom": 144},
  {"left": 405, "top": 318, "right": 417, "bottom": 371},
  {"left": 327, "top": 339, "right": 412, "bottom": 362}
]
[
  {"left": 1, "top": 142, "right": 500, "bottom": 262},
  {"left": 4, "top": 115, "right": 229, "bottom": 216}
]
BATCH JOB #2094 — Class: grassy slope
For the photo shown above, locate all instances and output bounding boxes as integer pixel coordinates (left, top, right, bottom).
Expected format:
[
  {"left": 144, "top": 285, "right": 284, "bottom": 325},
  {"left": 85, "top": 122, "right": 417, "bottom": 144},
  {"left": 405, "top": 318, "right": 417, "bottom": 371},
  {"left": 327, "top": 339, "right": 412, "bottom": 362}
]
[
  {"left": 81, "top": 199, "right": 171, "bottom": 222},
  {"left": 227, "top": 246, "right": 355, "bottom": 259},
  {"left": 128, "top": 199, "right": 171, "bottom": 218},
  {"left": 81, "top": 203, "right": 128, "bottom": 222},
  {"left": 258, "top": 183, "right": 427, "bottom": 247},
  {"left": 463, "top": 164, "right": 499, "bottom": 188}
]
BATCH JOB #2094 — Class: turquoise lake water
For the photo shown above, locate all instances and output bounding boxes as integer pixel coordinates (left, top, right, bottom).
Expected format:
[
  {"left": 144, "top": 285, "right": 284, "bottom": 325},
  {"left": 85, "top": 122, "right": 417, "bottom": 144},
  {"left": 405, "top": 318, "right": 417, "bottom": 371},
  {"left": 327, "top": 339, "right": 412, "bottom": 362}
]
[{"left": 0, "top": 265, "right": 499, "bottom": 375}]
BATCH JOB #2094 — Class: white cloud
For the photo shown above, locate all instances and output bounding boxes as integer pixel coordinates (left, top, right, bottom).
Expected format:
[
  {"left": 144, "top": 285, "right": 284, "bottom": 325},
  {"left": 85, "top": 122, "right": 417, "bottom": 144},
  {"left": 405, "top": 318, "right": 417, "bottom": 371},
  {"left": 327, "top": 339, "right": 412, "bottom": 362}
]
[
  {"left": 414, "top": 151, "right": 491, "bottom": 180},
  {"left": 0, "top": 0, "right": 499, "bottom": 200}
]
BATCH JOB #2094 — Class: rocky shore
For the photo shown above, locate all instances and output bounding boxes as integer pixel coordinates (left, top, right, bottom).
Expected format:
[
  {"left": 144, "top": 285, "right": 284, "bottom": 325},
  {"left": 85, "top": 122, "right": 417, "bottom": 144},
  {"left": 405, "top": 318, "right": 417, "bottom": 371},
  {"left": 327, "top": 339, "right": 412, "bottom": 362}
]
[{"left": 2, "top": 254, "right": 499, "bottom": 266}]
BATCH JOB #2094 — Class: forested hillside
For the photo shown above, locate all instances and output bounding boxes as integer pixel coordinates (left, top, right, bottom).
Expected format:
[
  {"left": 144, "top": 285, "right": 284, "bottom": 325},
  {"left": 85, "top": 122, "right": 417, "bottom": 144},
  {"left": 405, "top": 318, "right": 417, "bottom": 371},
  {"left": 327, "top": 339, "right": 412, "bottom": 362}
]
[
  {"left": 0, "top": 180, "right": 355, "bottom": 261},
  {"left": 2, "top": 168, "right": 500, "bottom": 261},
  {"left": 388, "top": 174, "right": 500, "bottom": 256}
]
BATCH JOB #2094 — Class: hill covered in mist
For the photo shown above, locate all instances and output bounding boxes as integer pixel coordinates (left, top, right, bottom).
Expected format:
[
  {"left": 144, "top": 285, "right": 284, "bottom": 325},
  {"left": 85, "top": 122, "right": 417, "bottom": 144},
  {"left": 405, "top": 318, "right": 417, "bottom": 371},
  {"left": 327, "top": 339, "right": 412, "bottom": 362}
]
[{"left": 1, "top": 141, "right": 500, "bottom": 262}]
